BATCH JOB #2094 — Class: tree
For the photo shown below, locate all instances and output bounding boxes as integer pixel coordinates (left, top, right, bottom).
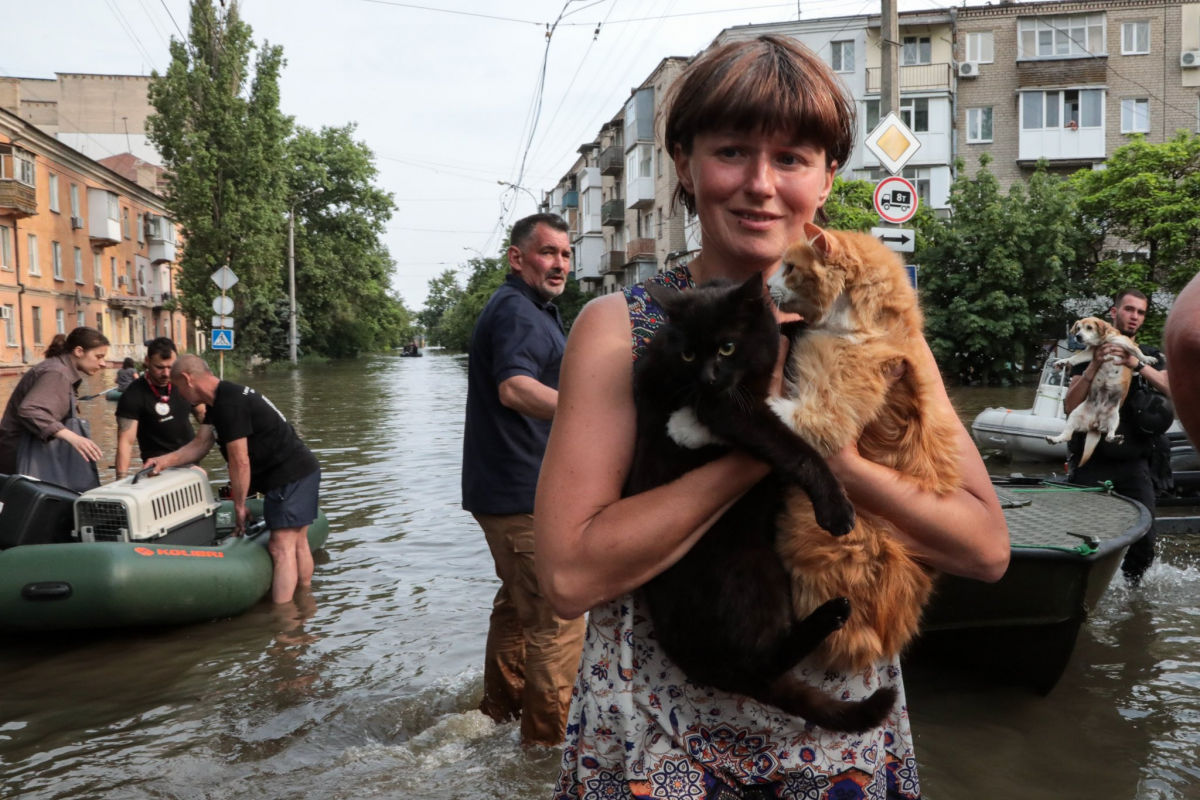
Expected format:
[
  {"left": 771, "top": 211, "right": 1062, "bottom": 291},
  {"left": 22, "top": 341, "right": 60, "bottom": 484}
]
[
  {"left": 433, "top": 256, "right": 505, "bottom": 351},
  {"left": 147, "top": 0, "right": 292, "bottom": 358},
  {"left": 1070, "top": 132, "right": 1200, "bottom": 340},
  {"left": 285, "top": 124, "right": 413, "bottom": 358},
  {"left": 823, "top": 176, "right": 878, "bottom": 232},
  {"left": 918, "top": 155, "right": 1077, "bottom": 384},
  {"left": 419, "top": 269, "right": 464, "bottom": 342}
]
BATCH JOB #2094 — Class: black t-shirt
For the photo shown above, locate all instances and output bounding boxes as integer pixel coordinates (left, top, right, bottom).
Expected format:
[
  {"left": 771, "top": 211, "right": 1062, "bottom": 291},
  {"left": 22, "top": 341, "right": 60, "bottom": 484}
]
[
  {"left": 1068, "top": 343, "right": 1166, "bottom": 464},
  {"left": 115, "top": 377, "right": 195, "bottom": 459},
  {"left": 203, "top": 381, "right": 319, "bottom": 493}
]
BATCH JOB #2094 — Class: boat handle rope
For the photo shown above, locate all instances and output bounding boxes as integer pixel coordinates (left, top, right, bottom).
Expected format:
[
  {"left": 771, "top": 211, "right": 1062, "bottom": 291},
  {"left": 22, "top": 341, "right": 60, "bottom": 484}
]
[{"left": 1008, "top": 480, "right": 1115, "bottom": 494}]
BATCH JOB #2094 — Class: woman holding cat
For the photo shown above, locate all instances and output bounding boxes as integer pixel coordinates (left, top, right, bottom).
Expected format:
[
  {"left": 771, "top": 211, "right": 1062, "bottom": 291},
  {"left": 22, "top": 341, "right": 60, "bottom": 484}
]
[{"left": 535, "top": 35, "right": 1008, "bottom": 800}]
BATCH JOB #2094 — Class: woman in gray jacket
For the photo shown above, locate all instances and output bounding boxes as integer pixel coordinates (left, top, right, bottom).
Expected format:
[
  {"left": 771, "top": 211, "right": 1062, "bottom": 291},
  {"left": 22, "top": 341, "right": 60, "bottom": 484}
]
[{"left": 0, "top": 326, "right": 109, "bottom": 477}]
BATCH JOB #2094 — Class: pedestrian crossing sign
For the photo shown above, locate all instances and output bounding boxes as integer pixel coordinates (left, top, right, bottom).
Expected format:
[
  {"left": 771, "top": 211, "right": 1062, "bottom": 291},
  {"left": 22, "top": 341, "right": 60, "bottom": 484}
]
[{"left": 211, "top": 329, "right": 235, "bottom": 350}]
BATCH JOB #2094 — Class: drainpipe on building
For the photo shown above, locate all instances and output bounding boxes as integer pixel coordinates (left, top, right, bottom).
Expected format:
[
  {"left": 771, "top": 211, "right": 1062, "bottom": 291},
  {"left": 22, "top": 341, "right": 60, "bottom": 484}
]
[{"left": 12, "top": 217, "right": 26, "bottom": 365}]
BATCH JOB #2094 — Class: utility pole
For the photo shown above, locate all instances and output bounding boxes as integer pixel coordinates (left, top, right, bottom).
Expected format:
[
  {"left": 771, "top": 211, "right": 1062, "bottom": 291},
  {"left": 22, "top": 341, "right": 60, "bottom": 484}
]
[{"left": 881, "top": 0, "right": 900, "bottom": 119}]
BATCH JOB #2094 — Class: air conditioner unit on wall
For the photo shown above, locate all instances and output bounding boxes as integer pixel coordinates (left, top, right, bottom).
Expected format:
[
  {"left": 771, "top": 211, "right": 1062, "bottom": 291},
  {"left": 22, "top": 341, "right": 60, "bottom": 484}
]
[
  {"left": 1182, "top": 50, "right": 1200, "bottom": 68},
  {"left": 95, "top": 285, "right": 106, "bottom": 299},
  {"left": 958, "top": 61, "right": 980, "bottom": 78},
  {"left": 70, "top": 216, "right": 84, "bottom": 230}
]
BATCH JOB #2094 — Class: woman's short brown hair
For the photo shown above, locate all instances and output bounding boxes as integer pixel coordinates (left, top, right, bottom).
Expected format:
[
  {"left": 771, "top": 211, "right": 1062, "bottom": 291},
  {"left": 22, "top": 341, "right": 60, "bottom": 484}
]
[{"left": 663, "top": 35, "right": 856, "bottom": 214}]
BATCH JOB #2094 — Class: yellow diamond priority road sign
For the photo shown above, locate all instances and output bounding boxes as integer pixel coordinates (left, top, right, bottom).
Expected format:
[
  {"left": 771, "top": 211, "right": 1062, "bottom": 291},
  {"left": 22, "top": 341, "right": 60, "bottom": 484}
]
[{"left": 865, "top": 112, "right": 921, "bottom": 175}]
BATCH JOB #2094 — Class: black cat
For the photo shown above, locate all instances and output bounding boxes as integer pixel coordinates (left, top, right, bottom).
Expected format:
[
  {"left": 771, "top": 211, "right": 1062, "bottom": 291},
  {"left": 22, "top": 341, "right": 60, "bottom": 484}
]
[{"left": 628, "top": 275, "right": 896, "bottom": 733}]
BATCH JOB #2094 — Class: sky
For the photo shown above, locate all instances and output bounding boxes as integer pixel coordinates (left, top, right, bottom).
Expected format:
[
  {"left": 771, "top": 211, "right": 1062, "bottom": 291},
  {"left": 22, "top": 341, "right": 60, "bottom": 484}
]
[{"left": 1, "top": 0, "right": 966, "bottom": 309}]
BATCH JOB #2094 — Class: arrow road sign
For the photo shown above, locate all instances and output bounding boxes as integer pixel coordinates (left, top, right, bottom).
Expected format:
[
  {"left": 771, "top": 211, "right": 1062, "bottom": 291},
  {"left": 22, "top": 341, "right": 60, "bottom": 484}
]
[
  {"left": 211, "top": 329, "right": 235, "bottom": 351},
  {"left": 871, "top": 226, "right": 915, "bottom": 253}
]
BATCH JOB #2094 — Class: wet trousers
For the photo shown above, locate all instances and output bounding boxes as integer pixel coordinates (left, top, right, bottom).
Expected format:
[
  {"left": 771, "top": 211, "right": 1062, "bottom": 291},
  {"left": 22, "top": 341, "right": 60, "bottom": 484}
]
[
  {"left": 1070, "top": 458, "right": 1157, "bottom": 583},
  {"left": 474, "top": 512, "right": 586, "bottom": 746}
]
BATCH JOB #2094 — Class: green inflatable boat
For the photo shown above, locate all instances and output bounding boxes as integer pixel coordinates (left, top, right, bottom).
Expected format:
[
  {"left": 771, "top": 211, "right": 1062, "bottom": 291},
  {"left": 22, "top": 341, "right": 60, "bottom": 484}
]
[{"left": 0, "top": 469, "right": 329, "bottom": 632}]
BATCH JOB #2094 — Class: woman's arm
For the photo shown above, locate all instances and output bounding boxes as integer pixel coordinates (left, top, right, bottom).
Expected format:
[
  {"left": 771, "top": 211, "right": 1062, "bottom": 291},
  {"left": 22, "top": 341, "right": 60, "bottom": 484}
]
[
  {"left": 828, "top": 340, "right": 1010, "bottom": 583},
  {"left": 534, "top": 295, "right": 772, "bottom": 619}
]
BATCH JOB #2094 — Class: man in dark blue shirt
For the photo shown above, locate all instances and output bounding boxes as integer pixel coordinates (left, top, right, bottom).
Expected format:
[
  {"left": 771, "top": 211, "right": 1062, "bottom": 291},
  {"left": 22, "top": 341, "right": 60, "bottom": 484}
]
[{"left": 462, "top": 213, "right": 584, "bottom": 746}]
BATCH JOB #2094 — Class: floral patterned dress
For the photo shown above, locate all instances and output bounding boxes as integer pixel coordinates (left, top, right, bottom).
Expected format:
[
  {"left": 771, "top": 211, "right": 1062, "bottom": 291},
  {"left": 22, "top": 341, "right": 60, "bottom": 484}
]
[{"left": 551, "top": 266, "right": 921, "bottom": 800}]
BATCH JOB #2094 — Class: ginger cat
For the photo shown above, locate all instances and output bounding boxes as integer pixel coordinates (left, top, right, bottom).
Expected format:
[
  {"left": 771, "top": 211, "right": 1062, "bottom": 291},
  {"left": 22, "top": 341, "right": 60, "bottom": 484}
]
[{"left": 768, "top": 223, "right": 960, "bottom": 673}]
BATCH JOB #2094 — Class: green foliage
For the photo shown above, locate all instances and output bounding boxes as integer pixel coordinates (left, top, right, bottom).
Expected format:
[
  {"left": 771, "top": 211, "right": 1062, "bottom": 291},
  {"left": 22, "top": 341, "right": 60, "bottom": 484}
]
[
  {"left": 419, "top": 269, "right": 465, "bottom": 340},
  {"left": 823, "top": 176, "right": 878, "bottom": 232},
  {"left": 285, "top": 125, "right": 414, "bottom": 358},
  {"left": 918, "top": 156, "right": 1075, "bottom": 384},
  {"left": 1072, "top": 132, "right": 1200, "bottom": 297},
  {"left": 432, "top": 257, "right": 506, "bottom": 351},
  {"left": 147, "top": 0, "right": 291, "bottom": 358}
]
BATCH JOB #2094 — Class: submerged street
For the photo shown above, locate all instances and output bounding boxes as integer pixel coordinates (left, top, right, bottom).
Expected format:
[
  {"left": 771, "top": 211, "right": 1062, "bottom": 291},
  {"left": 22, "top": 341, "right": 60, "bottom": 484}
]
[{"left": 0, "top": 353, "right": 1197, "bottom": 799}]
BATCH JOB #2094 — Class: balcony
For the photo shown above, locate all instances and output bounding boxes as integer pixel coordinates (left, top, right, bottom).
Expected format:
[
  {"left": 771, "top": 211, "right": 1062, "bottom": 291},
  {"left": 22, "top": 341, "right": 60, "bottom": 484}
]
[
  {"left": 601, "top": 198, "right": 625, "bottom": 227},
  {"left": 562, "top": 190, "right": 579, "bottom": 209},
  {"left": 866, "top": 62, "right": 952, "bottom": 93},
  {"left": 625, "top": 238, "right": 655, "bottom": 263},
  {"left": 0, "top": 179, "right": 37, "bottom": 217},
  {"left": 600, "top": 250, "right": 625, "bottom": 274},
  {"left": 148, "top": 237, "right": 176, "bottom": 264},
  {"left": 600, "top": 144, "right": 624, "bottom": 176}
]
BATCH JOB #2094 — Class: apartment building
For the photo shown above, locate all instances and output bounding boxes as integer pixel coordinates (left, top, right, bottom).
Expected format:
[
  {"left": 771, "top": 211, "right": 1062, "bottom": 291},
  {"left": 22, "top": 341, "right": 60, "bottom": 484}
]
[
  {"left": 956, "top": 0, "right": 1199, "bottom": 189},
  {"left": 546, "top": 57, "right": 691, "bottom": 296},
  {"left": 0, "top": 73, "right": 159, "bottom": 165},
  {"left": 0, "top": 107, "right": 185, "bottom": 372}
]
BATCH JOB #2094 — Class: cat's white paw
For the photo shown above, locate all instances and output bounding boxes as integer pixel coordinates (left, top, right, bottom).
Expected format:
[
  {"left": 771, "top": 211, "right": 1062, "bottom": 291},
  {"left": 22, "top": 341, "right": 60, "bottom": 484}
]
[
  {"left": 767, "top": 397, "right": 799, "bottom": 427},
  {"left": 667, "top": 407, "right": 725, "bottom": 449}
]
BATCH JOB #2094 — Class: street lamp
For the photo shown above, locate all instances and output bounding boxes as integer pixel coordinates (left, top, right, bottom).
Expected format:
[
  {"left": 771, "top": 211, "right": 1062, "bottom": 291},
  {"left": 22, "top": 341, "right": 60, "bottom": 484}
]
[
  {"left": 288, "top": 187, "right": 324, "bottom": 364},
  {"left": 497, "top": 180, "right": 540, "bottom": 206}
]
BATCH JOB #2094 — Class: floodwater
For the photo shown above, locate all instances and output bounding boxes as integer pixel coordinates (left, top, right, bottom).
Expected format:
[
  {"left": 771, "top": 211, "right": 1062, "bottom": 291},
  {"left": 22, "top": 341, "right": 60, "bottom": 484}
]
[{"left": 1, "top": 354, "right": 1197, "bottom": 799}]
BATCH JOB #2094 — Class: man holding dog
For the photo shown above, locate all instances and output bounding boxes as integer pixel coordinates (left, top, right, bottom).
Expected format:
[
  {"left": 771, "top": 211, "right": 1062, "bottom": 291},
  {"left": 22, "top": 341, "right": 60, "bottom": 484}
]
[{"left": 1064, "top": 289, "right": 1172, "bottom": 585}]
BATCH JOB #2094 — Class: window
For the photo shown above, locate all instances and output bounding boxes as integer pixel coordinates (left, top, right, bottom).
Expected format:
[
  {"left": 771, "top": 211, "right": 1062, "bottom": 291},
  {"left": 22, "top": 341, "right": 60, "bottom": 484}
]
[
  {"left": 31, "top": 306, "right": 42, "bottom": 346},
  {"left": 52, "top": 241, "right": 62, "bottom": 280},
  {"left": 902, "top": 36, "right": 931, "bottom": 65},
  {"left": 27, "top": 234, "right": 39, "bottom": 276},
  {"left": 1121, "top": 98, "right": 1150, "bottom": 133},
  {"left": 966, "top": 32, "right": 994, "bottom": 63},
  {"left": 126, "top": 260, "right": 133, "bottom": 289},
  {"left": 137, "top": 213, "right": 144, "bottom": 244},
  {"left": 900, "top": 97, "right": 929, "bottom": 132},
  {"left": 74, "top": 247, "right": 83, "bottom": 283},
  {"left": 1022, "top": 89, "right": 1103, "bottom": 129},
  {"left": 4, "top": 305, "right": 15, "bottom": 346},
  {"left": 93, "top": 252, "right": 102, "bottom": 285},
  {"left": 122, "top": 208, "right": 130, "bottom": 239},
  {"left": 1, "top": 147, "right": 38, "bottom": 187},
  {"left": 0, "top": 226, "right": 11, "bottom": 271},
  {"left": 656, "top": 208, "right": 663, "bottom": 239},
  {"left": 657, "top": 148, "right": 663, "bottom": 177},
  {"left": 967, "top": 107, "right": 994, "bottom": 142},
  {"left": 639, "top": 145, "right": 652, "bottom": 178},
  {"left": 1121, "top": 21, "right": 1149, "bottom": 55},
  {"left": 832, "top": 40, "right": 855, "bottom": 72},
  {"left": 864, "top": 99, "right": 881, "bottom": 134},
  {"left": 48, "top": 174, "right": 59, "bottom": 213},
  {"left": 55, "top": 309, "right": 65, "bottom": 335},
  {"left": 110, "top": 257, "right": 117, "bottom": 288},
  {"left": 902, "top": 167, "right": 931, "bottom": 207},
  {"left": 70, "top": 183, "right": 80, "bottom": 218},
  {"left": 76, "top": 310, "right": 85, "bottom": 328},
  {"left": 1018, "top": 14, "right": 1105, "bottom": 59},
  {"left": 95, "top": 312, "right": 104, "bottom": 334}
]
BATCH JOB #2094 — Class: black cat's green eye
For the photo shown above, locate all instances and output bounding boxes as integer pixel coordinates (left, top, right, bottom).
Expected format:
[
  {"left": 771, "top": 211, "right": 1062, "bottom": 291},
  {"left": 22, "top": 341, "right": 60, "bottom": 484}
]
[
  {"left": 681, "top": 351, "right": 695, "bottom": 362},
  {"left": 718, "top": 342, "right": 736, "bottom": 356}
]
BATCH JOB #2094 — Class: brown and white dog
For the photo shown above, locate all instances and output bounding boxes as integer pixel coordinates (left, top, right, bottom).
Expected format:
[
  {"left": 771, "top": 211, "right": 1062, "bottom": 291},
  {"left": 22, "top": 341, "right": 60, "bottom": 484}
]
[{"left": 1046, "top": 316, "right": 1157, "bottom": 465}]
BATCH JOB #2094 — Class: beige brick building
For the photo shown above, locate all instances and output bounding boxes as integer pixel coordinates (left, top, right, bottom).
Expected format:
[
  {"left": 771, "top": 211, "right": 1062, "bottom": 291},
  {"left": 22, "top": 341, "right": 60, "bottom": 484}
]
[{"left": 956, "top": 0, "right": 1199, "bottom": 188}]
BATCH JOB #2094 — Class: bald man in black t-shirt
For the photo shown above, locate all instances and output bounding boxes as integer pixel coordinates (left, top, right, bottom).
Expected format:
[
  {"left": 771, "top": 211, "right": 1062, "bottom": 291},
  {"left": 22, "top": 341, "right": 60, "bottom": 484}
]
[{"left": 145, "top": 355, "right": 321, "bottom": 604}]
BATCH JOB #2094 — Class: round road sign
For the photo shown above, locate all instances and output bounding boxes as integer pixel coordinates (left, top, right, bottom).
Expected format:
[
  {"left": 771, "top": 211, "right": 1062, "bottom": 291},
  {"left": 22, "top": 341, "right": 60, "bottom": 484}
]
[{"left": 873, "top": 176, "right": 919, "bottom": 224}]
